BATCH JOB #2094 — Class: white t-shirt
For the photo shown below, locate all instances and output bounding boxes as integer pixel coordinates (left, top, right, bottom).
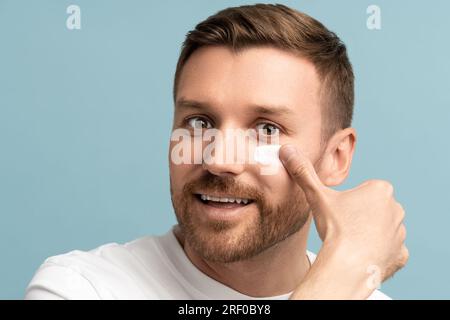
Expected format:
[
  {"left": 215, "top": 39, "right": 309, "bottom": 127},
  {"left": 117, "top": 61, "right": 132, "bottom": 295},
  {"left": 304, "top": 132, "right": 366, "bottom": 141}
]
[{"left": 25, "top": 226, "right": 391, "bottom": 300}]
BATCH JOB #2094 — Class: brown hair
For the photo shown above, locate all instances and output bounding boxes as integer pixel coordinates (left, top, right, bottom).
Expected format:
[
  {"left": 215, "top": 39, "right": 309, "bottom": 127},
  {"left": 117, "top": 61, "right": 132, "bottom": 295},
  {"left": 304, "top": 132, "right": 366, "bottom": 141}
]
[{"left": 173, "top": 3, "right": 354, "bottom": 139}]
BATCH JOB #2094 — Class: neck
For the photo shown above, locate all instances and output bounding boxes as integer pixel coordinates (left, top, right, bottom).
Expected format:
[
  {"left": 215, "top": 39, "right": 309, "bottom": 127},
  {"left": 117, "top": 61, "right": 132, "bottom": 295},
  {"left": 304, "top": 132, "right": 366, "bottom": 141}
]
[{"left": 173, "top": 218, "right": 312, "bottom": 298}]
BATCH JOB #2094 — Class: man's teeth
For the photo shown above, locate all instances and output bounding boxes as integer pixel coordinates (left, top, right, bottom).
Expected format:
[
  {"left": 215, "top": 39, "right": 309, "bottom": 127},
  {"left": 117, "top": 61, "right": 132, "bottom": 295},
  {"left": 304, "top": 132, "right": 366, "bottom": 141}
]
[{"left": 200, "top": 194, "right": 249, "bottom": 205}]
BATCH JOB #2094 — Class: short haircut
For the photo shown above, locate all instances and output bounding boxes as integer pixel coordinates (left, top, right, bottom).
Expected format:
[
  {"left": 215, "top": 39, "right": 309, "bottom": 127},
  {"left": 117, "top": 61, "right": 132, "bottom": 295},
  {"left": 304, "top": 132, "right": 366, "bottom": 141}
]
[{"left": 173, "top": 3, "right": 354, "bottom": 139}]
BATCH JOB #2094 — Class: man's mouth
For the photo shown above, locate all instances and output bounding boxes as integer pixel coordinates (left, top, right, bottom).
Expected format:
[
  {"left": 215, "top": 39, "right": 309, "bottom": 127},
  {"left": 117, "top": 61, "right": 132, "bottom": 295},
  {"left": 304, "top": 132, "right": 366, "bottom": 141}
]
[{"left": 194, "top": 193, "right": 255, "bottom": 209}]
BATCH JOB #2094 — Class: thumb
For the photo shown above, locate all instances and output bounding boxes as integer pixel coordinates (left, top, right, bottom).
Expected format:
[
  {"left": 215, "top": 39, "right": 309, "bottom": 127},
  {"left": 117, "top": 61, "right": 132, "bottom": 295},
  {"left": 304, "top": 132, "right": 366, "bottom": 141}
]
[{"left": 279, "top": 144, "right": 326, "bottom": 207}]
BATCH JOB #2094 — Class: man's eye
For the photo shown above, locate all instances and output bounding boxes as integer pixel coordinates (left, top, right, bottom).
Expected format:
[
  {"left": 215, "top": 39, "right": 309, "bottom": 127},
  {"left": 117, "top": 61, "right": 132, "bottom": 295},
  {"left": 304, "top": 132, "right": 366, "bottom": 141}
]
[
  {"left": 187, "top": 116, "right": 213, "bottom": 129},
  {"left": 256, "top": 123, "right": 280, "bottom": 136}
]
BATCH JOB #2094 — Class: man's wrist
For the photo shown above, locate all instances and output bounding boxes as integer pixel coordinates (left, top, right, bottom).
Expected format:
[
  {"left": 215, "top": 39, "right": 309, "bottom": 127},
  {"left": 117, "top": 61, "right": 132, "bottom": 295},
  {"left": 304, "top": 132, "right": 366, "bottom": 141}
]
[{"left": 290, "top": 240, "right": 377, "bottom": 300}]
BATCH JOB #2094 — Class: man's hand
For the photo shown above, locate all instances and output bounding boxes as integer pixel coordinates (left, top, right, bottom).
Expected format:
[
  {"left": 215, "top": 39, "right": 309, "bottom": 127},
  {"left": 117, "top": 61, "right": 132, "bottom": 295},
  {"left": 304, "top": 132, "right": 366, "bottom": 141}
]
[{"left": 279, "top": 144, "right": 409, "bottom": 299}]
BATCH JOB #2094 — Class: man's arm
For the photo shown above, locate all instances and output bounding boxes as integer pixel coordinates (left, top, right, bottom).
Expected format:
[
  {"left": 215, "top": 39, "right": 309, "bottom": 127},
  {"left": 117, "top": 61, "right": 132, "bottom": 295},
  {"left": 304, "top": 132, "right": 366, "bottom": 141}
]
[
  {"left": 290, "top": 242, "right": 375, "bottom": 299},
  {"left": 278, "top": 145, "right": 409, "bottom": 300}
]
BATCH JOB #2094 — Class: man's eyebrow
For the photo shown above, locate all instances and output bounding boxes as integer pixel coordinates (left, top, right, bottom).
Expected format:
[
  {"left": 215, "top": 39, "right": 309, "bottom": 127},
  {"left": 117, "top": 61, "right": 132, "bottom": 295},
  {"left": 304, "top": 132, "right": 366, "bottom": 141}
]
[
  {"left": 248, "top": 104, "right": 295, "bottom": 117},
  {"left": 175, "top": 98, "right": 295, "bottom": 116},
  {"left": 175, "top": 98, "right": 208, "bottom": 110}
]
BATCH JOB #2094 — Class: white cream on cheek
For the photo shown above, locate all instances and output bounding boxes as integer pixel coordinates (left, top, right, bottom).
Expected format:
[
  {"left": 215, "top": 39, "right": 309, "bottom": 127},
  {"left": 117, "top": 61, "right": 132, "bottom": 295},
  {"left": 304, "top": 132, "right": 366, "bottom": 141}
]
[
  {"left": 252, "top": 144, "right": 294, "bottom": 200},
  {"left": 253, "top": 144, "right": 282, "bottom": 166}
]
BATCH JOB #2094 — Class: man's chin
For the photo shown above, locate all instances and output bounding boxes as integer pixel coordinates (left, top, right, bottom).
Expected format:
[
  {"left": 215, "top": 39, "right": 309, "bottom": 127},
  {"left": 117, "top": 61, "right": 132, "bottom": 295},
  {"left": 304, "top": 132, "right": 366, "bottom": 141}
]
[
  {"left": 182, "top": 219, "right": 262, "bottom": 263},
  {"left": 188, "top": 215, "right": 256, "bottom": 243}
]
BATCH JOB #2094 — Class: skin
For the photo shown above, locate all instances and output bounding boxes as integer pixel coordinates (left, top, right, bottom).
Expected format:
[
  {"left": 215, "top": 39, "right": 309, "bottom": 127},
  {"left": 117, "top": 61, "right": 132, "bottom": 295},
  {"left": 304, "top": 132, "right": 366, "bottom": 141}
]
[{"left": 169, "top": 45, "right": 408, "bottom": 298}]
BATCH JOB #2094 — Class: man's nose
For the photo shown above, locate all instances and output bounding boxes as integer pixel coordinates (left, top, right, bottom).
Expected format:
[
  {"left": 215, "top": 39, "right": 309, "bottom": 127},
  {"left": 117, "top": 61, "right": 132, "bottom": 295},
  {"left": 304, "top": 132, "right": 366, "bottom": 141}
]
[
  {"left": 202, "top": 158, "right": 246, "bottom": 177},
  {"left": 202, "top": 131, "right": 247, "bottom": 177}
]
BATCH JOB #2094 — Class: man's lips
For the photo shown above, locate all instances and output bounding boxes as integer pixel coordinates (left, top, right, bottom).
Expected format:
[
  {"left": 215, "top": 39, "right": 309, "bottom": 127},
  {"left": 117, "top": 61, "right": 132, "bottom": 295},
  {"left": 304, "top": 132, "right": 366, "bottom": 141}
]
[
  {"left": 192, "top": 193, "right": 256, "bottom": 221},
  {"left": 194, "top": 193, "right": 254, "bottom": 205},
  {"left": 189, "top": 188, "right": 258, "bottom": 221}
]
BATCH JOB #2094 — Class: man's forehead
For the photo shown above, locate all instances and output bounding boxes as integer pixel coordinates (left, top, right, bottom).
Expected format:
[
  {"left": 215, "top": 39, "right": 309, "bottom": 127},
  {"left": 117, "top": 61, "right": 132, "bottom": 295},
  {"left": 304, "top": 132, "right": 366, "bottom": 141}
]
[{"left": 176, "top": 46, "right": 321, "bottom": 117}]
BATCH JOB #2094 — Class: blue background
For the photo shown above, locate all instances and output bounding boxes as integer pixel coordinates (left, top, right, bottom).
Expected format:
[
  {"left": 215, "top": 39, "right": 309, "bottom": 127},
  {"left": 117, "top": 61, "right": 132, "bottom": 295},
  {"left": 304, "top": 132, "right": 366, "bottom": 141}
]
[{"left": 1, "top": 0, "right": 449, "bottom": 299}]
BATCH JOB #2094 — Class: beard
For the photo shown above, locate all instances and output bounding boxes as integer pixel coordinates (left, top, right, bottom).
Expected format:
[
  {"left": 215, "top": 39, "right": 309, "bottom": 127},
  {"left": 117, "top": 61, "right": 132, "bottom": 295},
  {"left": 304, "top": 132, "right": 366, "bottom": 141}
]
[{"left": 170, "top": 172, "right": 311, "bottom": 264}]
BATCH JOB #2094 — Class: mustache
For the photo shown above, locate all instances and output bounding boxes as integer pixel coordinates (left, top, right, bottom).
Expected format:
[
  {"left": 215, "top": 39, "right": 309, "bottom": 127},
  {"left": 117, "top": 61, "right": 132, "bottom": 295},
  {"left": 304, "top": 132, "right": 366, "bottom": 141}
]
[{"left": 183, "top": 173, "right": 263, "bottom": 201}]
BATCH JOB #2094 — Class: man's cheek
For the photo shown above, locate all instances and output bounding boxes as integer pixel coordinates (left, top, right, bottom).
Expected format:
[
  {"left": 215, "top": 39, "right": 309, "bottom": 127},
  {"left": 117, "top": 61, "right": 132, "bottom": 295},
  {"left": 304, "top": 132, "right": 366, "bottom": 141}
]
[
  {"left": 169, "top": 166, "right": 191, "bottom": 196},
  {"left": 257, "top": 171, "right": 293, "bottom": 204}
]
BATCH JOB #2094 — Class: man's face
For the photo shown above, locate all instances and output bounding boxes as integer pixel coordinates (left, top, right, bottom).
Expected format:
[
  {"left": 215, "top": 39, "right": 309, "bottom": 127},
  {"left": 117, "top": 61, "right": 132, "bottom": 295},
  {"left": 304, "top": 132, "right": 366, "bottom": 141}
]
[{"left": 169, "top": 46, "right": 323, "bottom": 263}]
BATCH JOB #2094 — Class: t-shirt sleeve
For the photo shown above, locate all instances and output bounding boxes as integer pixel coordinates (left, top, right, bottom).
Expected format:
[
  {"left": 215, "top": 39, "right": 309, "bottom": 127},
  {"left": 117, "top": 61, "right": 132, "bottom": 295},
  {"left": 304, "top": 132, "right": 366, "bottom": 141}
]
[
  {"left": 24, "top": 263, "right": 100, "bottom": 300},
  {"left": 367, "top": 289, "right": 392, "bottom": 300}
]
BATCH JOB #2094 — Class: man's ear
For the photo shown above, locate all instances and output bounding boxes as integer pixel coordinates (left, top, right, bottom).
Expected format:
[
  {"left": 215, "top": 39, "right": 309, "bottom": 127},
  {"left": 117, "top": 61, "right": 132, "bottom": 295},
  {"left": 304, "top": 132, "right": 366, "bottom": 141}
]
[{"left": 318, "top": 128, "right": 357, "bottom": 187}]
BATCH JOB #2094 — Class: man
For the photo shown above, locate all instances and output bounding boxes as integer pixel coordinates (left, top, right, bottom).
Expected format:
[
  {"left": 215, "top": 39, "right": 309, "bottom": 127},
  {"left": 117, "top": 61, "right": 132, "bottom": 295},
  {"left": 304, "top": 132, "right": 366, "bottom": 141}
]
[{"left": 25, "top": 3, "right": 408, "bottom": 300}]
